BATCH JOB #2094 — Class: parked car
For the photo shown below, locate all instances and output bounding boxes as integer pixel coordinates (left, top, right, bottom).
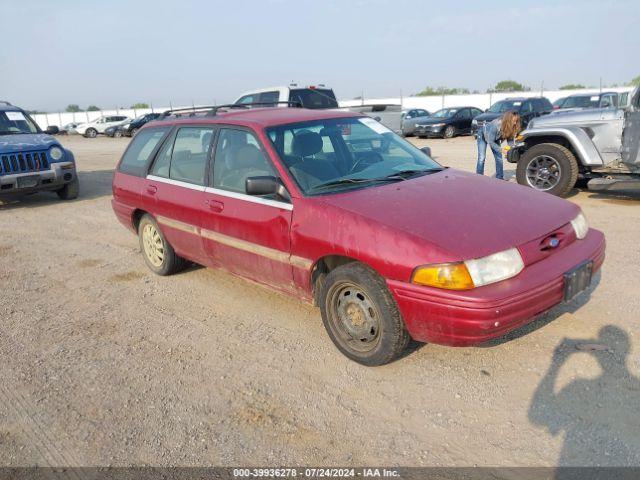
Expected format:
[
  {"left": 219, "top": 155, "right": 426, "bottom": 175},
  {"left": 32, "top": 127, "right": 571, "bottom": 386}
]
[
  {"left": 553, "top": 92, "right": 619, "bottom": 112},
  {"left": 74, "top": 115, "right": 130, "bottom": 138},
  {"left": 0, "top": 101, "right": 79, "bottom": 199},
  {"left": 61, "top": 122, "right": 82, "bottom": 135},
  {"left": 120, "top": 113, "right": 162, "bottom": 137},
  {"left": 400, "top": 109, "right": 431, "bottom": 136},
  {"left": 552, "top": 97, "right": 567, "bottom": 110},
  {"left": 105, "top": 123, "right": 128, "bottom": 138},
  {"left": 472, "top": 97, "right": 553, "bottom": 134},
  {"left": 414, "top": 107, "right": 484, "bottom": 139},
  {"left": 112, "top": 104, "right": 604, "bottom": 365},
  {"left": 235, "top": 84, "right": 339, "bottom": 109},
  {"left": 508, "top": 87, "right": 640, "bottom": 197}
]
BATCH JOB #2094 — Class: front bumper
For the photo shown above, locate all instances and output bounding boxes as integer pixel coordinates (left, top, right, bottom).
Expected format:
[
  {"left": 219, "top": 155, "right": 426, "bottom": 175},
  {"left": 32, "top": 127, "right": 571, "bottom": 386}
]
[
  {"left": 388, "top": 229, "right": 605, "bottom": 346},
  {"left": 0, "top": 162, "right": 77, "bottom": 196},
  {"left": 415, "top": 125, "right": 444, "bottom": 137}
]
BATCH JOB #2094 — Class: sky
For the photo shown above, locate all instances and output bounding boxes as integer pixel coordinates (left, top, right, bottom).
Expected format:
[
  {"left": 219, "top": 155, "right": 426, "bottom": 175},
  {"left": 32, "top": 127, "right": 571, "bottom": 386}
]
[{"left": 1, "top": 0, "right": 638, "bottom": 111}]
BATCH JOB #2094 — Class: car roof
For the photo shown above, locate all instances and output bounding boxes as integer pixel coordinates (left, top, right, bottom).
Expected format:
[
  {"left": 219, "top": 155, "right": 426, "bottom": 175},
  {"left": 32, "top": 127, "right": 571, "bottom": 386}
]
[
  {"left": 0, "top": 103, "right": 21, "bottom": 112},
  {"left": 151, "top": 107, "right": 364, "bottom": 129}
]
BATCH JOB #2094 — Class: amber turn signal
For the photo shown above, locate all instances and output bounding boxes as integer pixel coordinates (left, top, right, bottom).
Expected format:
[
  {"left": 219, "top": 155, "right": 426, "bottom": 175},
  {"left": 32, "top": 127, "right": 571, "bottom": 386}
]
[{"left": 411, "top": 263, "right": 475, "bottom": 290}]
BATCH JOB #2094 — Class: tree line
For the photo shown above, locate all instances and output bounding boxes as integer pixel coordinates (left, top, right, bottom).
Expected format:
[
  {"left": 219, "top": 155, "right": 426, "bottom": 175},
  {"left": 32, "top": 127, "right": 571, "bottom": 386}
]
[
  {"left": 65, "top": 102, "right": 150, "bottom": 112},
  {"left": 414, "top": 75, "right": 640, "bottom": 97}
]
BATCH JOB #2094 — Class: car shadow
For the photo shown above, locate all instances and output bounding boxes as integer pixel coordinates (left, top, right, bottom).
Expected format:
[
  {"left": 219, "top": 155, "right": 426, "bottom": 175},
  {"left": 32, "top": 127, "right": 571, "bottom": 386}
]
[
  {"left": 0, "top": 169, "right": 114, "bottom": 210},
  {"left": 586, "top": 189, "right": 640, "bottom": 203},
  {"left": 480, "top": 270, "right": 602, "bottom": 348},
  {"left": 528, "top": 326, "right": 640, "bottom": 477}
]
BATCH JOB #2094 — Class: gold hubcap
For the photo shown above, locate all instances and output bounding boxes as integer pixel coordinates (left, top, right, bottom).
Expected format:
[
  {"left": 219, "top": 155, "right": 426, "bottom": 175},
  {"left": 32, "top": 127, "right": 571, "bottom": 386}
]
[{"left": 142, "top": 224, "right": 164, "bottom": 267}]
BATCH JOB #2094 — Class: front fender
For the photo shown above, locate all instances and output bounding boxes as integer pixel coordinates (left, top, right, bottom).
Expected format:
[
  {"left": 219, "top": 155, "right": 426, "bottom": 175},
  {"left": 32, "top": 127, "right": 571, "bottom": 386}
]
[{"left": 520, "top": 126, "right": 604, "bottom": 166}]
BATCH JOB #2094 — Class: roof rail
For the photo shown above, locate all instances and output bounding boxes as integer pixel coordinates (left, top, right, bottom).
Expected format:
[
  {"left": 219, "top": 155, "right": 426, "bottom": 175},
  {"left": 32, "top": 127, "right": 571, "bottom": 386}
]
[
  {"left": 160, "top": 101, "right": 301, "bottom": 119},
  {"left": 0, "top": 100, "right": 12, "bottom": 106}
]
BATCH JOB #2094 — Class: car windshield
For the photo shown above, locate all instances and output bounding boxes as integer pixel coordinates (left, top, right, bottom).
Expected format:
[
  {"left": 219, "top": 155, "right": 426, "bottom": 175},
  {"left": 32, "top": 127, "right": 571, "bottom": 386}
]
[
  {"left": 266, "top": 116, "right": 442, "bottom": 195},
  {"left": 488, "top": 100, "right": 523, "bottom": 113},
  {"left": 0, "top": 110, "right": 40, "bottom": 135},
  {"left": 432, "top": 108, "right": 458, "bottom": 118},
  {"left": 289, "top": 88, "right": 339, "bottom": 109},
  {"left": 562, "top": 96, "right": 598, "bottom": 108}
]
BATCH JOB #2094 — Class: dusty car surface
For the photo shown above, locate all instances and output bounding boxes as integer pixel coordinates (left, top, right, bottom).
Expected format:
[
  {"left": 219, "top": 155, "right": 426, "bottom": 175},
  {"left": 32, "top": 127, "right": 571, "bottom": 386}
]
[
  {"left": 510, "top": 87, "right": 640, "bottom": 197},
  {"left": 112, "top": 105, "right": 605, "bottom": 365}
]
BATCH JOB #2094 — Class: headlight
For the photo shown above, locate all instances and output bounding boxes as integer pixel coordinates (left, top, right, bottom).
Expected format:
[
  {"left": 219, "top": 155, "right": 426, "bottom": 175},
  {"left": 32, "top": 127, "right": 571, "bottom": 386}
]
[
  {"left": 412, "top": 247, "right": 524, "bottom": 290},
  {"left": 431, "top": 123, "right": 445, "bottom": 127},
  {"left": 570, "top": 212, "right": 588, "bottom": 239},
  {"left": 49, "top": 146, "right": 63, "bottom": 161},
  {"left": 464, "top": 248, "right": 524, "bottom": 287}
]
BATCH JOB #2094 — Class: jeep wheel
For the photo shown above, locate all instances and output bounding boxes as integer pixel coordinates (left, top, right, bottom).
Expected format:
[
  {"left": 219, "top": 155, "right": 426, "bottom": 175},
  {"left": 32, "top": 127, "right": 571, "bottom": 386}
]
[
  {"left": 56, "top": 177, "right": 79, "bottom": 200},
  {"left": 138, "top": 214, "right": 186, "bottom": 276},
  {"left": 517, "top": 143, "right": 578, "bottom": 197},
  {"left": 319, "top": 262, "right": 410, "bottom": 366},
  {"left": 84, "top": 128, "right": 98, "bottom": 138},
  {"left": 443, "top": 125, "right": 456, "bottom": 139}
]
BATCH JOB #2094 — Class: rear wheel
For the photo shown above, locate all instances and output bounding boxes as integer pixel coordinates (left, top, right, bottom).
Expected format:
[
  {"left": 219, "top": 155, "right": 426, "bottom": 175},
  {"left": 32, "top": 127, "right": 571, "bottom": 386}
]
[
  {"left": 517, "top": 143, "right": 578, "bottom": 197},
  {"left": 443, "top": 125, "right": 456, "bottom": 138},
  {"left": 319, "top": 262, "right": 410, "bottom": 366},
  {"left": 84, "top": 128, "right": 98, "bottom": 138},
  {"left": 138, "top": 214, "right": 186, "bottom": 276}
]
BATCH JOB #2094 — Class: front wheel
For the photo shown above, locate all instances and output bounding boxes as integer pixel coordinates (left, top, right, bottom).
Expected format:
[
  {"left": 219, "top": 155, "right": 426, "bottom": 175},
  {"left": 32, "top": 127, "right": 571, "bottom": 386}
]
[
  {"left": 56, "top": 177, "right": 79, "bottom": 200},
  {"left": 516, "top": 143, "right": 578, "bottom": 197},
  {"left": 443, "top": 125, "right": 456, "bottom": 138},
  {"left": 319, "top": 263, "right": 410, "bottom": 366}
]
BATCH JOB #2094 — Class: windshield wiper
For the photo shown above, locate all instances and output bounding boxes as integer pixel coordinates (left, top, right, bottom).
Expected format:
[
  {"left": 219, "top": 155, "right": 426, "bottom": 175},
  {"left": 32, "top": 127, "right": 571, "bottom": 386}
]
[
  {"left": 381, "top": 168, "right": 443, "bottom": 180},
  {"left": 309, "top": 176, "right": 402, "bottom": 192}
]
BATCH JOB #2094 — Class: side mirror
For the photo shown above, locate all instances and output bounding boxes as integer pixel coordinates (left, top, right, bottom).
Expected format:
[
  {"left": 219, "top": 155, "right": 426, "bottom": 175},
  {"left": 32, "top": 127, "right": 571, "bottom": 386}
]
[
  {"left": 373, "top": 116, "right": 382, "bottom": 122},
  {"left": 420, "top": 146, "right": 432, "bottom": 157},
  {"left": 44, "top": 126, "right": 59, "bottom": 135},
  {"left": 246, "top": 176, "right": 290, "bottom": 201}
]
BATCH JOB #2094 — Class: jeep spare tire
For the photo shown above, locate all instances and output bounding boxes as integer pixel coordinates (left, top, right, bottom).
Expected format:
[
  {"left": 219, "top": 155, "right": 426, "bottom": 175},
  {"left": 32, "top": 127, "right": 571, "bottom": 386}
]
[{"left": 517, "top": 143, "right": 578, "bottom": 197}]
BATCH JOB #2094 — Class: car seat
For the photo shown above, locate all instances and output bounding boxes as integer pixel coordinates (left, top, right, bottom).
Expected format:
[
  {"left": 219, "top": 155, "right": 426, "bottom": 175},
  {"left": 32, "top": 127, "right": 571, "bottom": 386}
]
[{"left": 288, "top": 131, "right": 341, "bottom": 190}]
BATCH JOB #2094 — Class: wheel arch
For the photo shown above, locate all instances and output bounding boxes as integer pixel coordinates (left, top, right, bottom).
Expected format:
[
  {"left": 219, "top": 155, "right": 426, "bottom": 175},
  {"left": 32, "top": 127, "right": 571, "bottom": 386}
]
[
  {"left": 310, "top": 255, "right": 362, "bottom": 305},
  {"left": 521, "top": 127, "right": 603, "bottom": 166}
]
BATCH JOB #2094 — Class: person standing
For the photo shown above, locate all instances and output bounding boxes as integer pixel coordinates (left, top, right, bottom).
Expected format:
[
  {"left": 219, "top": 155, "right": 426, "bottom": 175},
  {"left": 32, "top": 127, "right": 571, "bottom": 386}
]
[{"left": 476, "top": 110, "right": 521, "bottom": 180}]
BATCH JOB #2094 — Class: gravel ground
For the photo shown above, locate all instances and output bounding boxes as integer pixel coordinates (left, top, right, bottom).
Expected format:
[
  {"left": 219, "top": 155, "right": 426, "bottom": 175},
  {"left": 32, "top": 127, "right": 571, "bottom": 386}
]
[{"left": 1, "top": 134, "right": 639, "bottom": 468}]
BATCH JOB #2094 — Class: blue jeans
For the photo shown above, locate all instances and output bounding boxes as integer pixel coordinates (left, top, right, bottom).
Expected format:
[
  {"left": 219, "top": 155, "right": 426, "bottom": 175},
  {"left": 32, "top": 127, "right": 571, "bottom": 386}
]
[{"left": 476, "top": 125, "right": 504, "bottom": 179}]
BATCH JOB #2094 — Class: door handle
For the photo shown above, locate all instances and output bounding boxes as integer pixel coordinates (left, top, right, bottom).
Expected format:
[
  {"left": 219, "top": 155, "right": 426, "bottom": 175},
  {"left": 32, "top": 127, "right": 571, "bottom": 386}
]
[
  {"left": 146, "top": 184, "right": 157, "bottom": 195},
  {"left": 207, "top": 199, "right": 224, "bottom": 212}
]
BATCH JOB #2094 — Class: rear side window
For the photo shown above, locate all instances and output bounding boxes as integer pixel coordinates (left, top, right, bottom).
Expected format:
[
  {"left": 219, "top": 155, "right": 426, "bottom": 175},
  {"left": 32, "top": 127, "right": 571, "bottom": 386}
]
[
  {"left": 152, "top": 127, "right": 214, "bottom": 186},
  {"left": 259, "top": 91, "right": 280, "bottom": 106},
  {"left": 289, "top": 88, "right": 338, "bottom": 109},
  {"left": 119, "top": 127, "right": 170, "bottom": 176}
]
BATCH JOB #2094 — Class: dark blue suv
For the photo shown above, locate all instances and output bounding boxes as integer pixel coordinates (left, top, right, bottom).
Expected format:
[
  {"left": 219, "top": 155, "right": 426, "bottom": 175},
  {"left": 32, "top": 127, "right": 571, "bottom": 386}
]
[{"left": 0, "top": 101, "right": 78, "bottom": 199}]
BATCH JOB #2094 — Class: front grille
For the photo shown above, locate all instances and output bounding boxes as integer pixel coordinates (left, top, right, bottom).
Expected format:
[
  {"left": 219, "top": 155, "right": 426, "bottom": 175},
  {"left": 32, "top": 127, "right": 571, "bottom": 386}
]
[{"left": 0, "top": 151, "right": 49, "bottom": 176}]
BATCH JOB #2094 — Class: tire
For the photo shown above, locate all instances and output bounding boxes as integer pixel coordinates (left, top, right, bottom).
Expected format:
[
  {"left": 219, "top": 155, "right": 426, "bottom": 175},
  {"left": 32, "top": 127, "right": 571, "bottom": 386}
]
[
  {"left": 84, "top": 128, "right": 98, "bottom": 138},
  {"left": 56, "top": 177, "right": 79, "bottom": 200},
  {"left": 319, "top": 262, "right": 410, "bottom": 366},
  {"left": 516, "top": 143, "right": 578, "bottom": 197},
  {"left": 137, "top": 214, "right": 186, "bottom": 276},
  {"left": 113, "top": 130, "right": 123, "bottom": 138},
  {"left": 443, "top": 125, "right": 456, "bottom": 139},
  {"left": 130, "top": 128, "right": 138, "bottom": 137}
]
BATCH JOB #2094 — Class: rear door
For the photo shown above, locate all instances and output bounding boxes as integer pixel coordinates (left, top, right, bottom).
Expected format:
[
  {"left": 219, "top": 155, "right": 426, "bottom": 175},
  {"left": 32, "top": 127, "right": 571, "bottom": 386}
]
[
  {"left": 622, "top": 89, "right": 640, "bottom": 166},
  {"left": 201, "top": 126, "right": 295, "bottom": 293},
  {"left": 456, "top": 108, "right": 472, "bottom": 132},
  {"left": 145, "top": 125, "right": 215, "bottom": 264}
]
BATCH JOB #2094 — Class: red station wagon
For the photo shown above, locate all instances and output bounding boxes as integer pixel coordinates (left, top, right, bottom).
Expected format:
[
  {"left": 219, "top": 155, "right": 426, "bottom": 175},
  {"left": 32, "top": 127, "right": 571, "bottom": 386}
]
[{"left": 112, "top": 105, "right": 605, "bottom": 366}]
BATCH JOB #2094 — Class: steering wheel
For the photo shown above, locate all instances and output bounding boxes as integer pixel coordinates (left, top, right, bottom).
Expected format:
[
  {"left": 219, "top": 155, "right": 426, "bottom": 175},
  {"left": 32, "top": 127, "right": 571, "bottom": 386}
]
[{"left": 349, "top": 151, "right": 384, "bottom": 173}]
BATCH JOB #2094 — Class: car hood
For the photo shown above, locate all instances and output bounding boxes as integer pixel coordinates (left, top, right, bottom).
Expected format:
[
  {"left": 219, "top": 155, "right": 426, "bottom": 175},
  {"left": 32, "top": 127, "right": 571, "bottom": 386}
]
[
  {"left": 318, "top": 169, "right": 579, "bottom": 260},
  {"left": 530, "top": 107, "right": 623, "bottom": 128},
  {"left": 0, "top": 133, "right": 58, "bottom": 153},
  {"left": 473, "top": 112, "right": 501, "bottom": 123}
]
